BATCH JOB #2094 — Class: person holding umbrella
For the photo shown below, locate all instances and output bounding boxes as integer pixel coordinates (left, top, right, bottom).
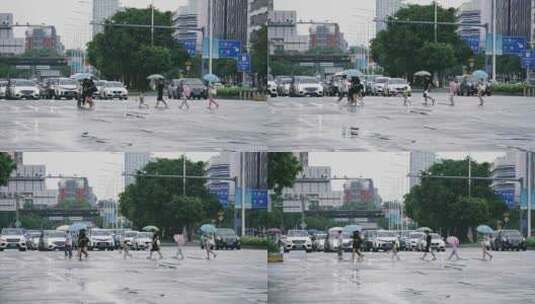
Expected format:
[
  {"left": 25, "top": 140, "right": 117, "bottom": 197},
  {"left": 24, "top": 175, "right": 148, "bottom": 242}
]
[
  {"left": 420, "top": 230, "right": 437, "bottom": 261},
  {"left": 77, "top": 229, "right": 90, "bottom": 261},
  {"left": 64, "top": 232, "right": 73, "bottom": 259},
  {"left": 477, "top": 225, "right": 493, "bottom": 261},
  {"left": 352, "top": 230, "right": 364, "bottom": 262},
  {"left": 148, "top": 233, "right": 163, "bottom": 260},
  {"left": 423, "top": 77, "right": 436, "bottom": 106},
  {"left": 203, "top": 233, "right": 217, "bottom": 260},
  {"left": 173, "top": 230, "right": 185, "bottom": 261},
  {"left": 446, "top": 235, "right": 461, "bottom": 261},
  {"left": 155, "top": 79, "right": 168, "bottom": 109},
  {"left": 337, "top": 75, "right": 349, "bottom": 103}
]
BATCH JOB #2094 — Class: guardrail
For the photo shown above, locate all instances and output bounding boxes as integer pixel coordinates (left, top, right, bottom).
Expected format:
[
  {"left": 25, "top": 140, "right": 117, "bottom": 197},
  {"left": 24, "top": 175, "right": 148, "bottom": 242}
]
[{"left": 524, "top": 86, "right": 535, "bottom": 97}]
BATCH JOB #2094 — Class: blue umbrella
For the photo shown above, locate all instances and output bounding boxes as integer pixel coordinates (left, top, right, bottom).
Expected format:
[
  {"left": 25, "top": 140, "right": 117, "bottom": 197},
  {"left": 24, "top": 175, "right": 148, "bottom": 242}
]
[
  {"left": 71, "top": 73, "right": 95, "bottom": 81},
  {"left": 476, "top": 224, "right": 493, "bottom": 234},
  {"left": 69, "top": 222, "right": 88, "bottom": 232},
  {"left": 343, "top": 224, "right": 362, "bottom": 233},
  {"left": 472, "top": 70, "right": 489, "bottom": 80},
  {"left": 203, "top": 73, "right": 220, "bottom": 83},
  {"left": 342, "top": 69, "right": 364, "bottom": 77},
  {"left": 200, "top": 224, "right": 217, "bottom": 234}
]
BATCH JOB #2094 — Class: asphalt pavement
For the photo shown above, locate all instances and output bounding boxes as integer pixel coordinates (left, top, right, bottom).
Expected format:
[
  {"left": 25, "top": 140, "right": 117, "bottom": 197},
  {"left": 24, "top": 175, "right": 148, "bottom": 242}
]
[
  {"left": 0, "top": 97, "right": 268, "bottom": 151},
  {"left": 268, "top": 94, "right": 535, "bottom": 151},
  {"left": 0, "top": 246, "right": 267, "bottom": 304},
  {"left": 268, "top": 248, "right": 535, "bottom": 304}
]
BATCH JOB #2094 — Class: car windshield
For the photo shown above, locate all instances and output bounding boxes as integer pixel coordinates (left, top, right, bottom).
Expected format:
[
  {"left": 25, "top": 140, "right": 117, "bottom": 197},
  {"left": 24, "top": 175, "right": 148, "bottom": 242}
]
[
  {"left": 430, "top": 233, "right": 442, "bottom": 239},
  {"left": 15, "top": 80, "right": 35, "bottom": 86},
  {"left": 288, "top": 230, "right": 308, "bottom": 237},
  {"left": 45, "top": 231, "right": 66, "bottom": 238},
  {"left": 138, "top": 232, "right": 152, "bottom": 238},
  {"left": 502, "top": 230, "right": 522, "bottom": 237},
  {"left": 377, "top": 231, "right": 398, "bottom": 238},
  {"left": 410, "top": 233, "right": 424, "bottom": 239},
  {"left": 376, "top": 78, "right": 389, "bottom": 83},
  {"left": 125, "top": 232, "right": 138, "bottom": 237},
  {"left": 277, "top": 77, "right": 292, "bottom": 84},
  {"left": 183, "top": 78, "right": 203, "bottom": 85},
  {"left": 60, "top": 79, "right": 77, "bottom": 85},
  {"left": 216, "top": 229, "right": 236, "bottom": 236},
  {"left": 92, "top": 230, "right": 111, "bottom": 236},
  {"left": 315, "top": 234, "right": 327, "bottom": 239},
  {"left": 28, "top": 231, "right": 41, "bottom": 237},
  {"left": 95, "top": 81, "right": 106, "bottom": 86},
  {"left": 390, "top": 78, "right": 407, "bottom": 84},
  {"left": 2, "top": 228, "right": 24, "bottom": 235},
  {"left": 106, "top": 82, "right": 123, "bottom": 87},
  {"left": 296, "top": 77, "right": 319, "bottom": 84}
]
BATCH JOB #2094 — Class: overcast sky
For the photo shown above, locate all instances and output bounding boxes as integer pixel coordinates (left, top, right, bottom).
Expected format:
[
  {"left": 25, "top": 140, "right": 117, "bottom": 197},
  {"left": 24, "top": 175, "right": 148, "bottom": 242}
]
[
  {"left": 23, "top": 152, "right": 216, "bottom": 201},
  {"left": 2, "top": 0, "right": 188, "bottom": 49},
  {"left": 309, "top": 152, "right": 503, "bottom": 202},
  {"left": 274, "top": 0, "right": 467, "bottom": 46}
]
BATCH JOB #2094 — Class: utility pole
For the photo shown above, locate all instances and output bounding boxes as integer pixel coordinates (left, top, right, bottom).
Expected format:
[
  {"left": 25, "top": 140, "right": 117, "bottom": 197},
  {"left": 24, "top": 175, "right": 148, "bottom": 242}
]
[
  {"left": 182, "top": 154, "right": 186, "bottom": 197},
  {"left": 240, "top": 153, "right": 246, "bottom": 237},
  {"left": 468, "top": 155, "right": 472, "bottom": 198},
  {"left": 528, "top": 152, "right": 532, "bottom": 237},
  {"left": 434, "top": 0, "right": 438, "bottom": 43},
  {"left": 150, "top": 0, "right": 154, "bottom": 46},
  {"left": 492, "top": 0, "right": 497, "bottom": 82},
  {"left": 208, "top": 0, "right": 214, "bottom": 75}
]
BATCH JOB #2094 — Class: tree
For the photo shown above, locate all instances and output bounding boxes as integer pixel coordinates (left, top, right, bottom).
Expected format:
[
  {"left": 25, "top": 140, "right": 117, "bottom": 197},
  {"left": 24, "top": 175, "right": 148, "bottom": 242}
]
[
  {"left": 370, "top": 4, "right": 472, "bottom": 80},
  {"left": 404, "top": 158, "right": 507, "bottom": 240},
  {"left": 268, "top": 153, "right": 303, "bottom": 195},
  {"left": 119, "top": 156, "right": 221, "bottom": 239},
  {"left": 251, "top": 25, "right": 268, "bottom": 88},
  {"left": 0, "top": 153, "right": 15, "bottom": 186},
  {"left": 86, "top": 7, "right": 189, "bottom": 90}
]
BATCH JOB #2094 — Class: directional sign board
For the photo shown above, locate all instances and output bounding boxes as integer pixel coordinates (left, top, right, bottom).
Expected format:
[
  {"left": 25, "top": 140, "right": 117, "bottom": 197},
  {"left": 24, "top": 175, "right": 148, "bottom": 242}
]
[
  {"left": 218, "top": 40, "right": 241, "bottom": 59},
  {"left": 502, "top": 36, "right": 527, "bottom": 55},
  {"left": 485, "top": 33, "right": 503, "bottom": 55},
  {"left": 210, "top": 185, "right": 230, "bottom": 208},
  {"left": 462, "top": 35, "right": 480, "bottom": 54},
  {"left": 235, "top": 188, "right": 269, "bottom": 209},
  {"left": 521, "top": 51, "right": 535, "bottom": 69},
  {"left": 237, "top": 53, "right": 251, "bottom": 72},
  {"left": 496, "top": 189, "right": 515, "bottom": 209},
  {"left": 180, "top": 39, "right": 197, "bottom": 56}
]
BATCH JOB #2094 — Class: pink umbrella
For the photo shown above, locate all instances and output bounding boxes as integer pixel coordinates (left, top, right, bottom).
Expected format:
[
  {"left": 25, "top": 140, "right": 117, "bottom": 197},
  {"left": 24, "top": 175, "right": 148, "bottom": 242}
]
[{"left": 446, "top": 236, "right": 459, "bottom": 246}]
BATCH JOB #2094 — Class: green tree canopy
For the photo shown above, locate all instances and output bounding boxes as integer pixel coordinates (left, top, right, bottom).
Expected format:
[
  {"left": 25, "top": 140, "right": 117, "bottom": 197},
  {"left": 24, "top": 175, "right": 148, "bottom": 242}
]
[
  {"left": 86, "top": 7, "right": 189, "bottom": 90},
  {"left": 268, "top": 153, "right": 303, "bottom": 195},
  {"left": 118, "top": 157, "right": 221, "bottom": 239},
  {"left": 251, "top": 25, "right": 268, "bottom": 83},
  {"left": 0, "top": 153, "right": 15, "bottom": 186},
  {"left": 370, "top": 4, "right": 472, "bottom": 80},
  {"left": 404, "top": 158, "right": 507, "bottom": 240},
  {"left": 57, "top": 198, "right": 92, "bottom": 210}
]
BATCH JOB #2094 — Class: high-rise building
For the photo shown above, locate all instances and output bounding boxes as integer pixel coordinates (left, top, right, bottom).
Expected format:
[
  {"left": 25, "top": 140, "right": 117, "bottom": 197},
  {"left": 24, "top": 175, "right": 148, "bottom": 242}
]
[
  {"left": 92, "top": 0, "right": 120, "bottom": 37},
  {"left": 409, "top": 152, "right": 436, "bottom": 189},
  {"left": 25, "top": 26, "right": 64, "bottom": 54},
  {"left": 124, "top": 152, "right": 151, "bottom": 187},
  {"left": 268, "top": 10, "right": 309, "bottom": 54},
  {"left": 206, "top": 152, "right": 239, "bottom": 206},
  {"left": 457, "top": 1, "right": 483, "bottom": 40},
  {"left": 248, "top": 0, "right": 271, "bottom": 43},
  {"left": 0, "top": 13, "right": 25, "bottom": 55},
  {"left": 343, "top": 178, "right": 381, "bottom": 209},
  {"left": 173, "top": 0, "right": 207, "bottom": 52},
  {"left": 58, "top": 177, "right": 97, "bottom": 206},
  {"left": 98, "top": 199, "right": 118, "bottom": 228},
  {"left": 309, "top": 23, "right": 348, "bottom": 51},
  {"left": 212, "top": 0, "right": 249, "bottom": 51},
  {"left": 496, "top": 0, "right": 533, "bottom": 42},
  {"left": 376, "top": 0, "right": 404, "bottom": 34},
  {"left": 490, "top": 153, "right": 519, "bottom": 208}
]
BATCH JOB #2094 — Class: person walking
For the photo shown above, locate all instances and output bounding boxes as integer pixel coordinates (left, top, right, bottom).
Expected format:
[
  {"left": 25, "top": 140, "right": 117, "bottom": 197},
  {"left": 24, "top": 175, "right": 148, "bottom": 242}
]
[
  {"left": 77, "top": 229, "right": 89, "bottom": 261},
  {"left": 449, "top": 79, "right": 458, "bottom": 106},
  {"left": 352, "top": 230, "right": 364, "bottom": 262},
  {"left": 420, "top": 231, "right": 437, "bottom": 261},
  {"left": 179, "top": 83, "right": 191, "bottom": 110},
  {"left": 391, "top": 238, "right": 401, "bottom": 261},
  {"left": 402, "top": 85, "right": 411, "bottom": 106},
  {"left": 207, "top": 83, "right": 219, "bottom": 110},
  {"left": 155, "top": 79, "right": 168, "bottom": 109},
  {"left": 64, "top": 232, "right": 73, "bottom": 259},
  {"left": 447, "top": 236, "right": 461, "bottom": 261},
  {"left": 148, "top": 233, "right": 163, "bottom": 260},
  {"left": 350, "top": 77, "right": 364, "bottom": 106},
  {"left": 476, "top": 80, "right": 486, "bottom": 106},
  {"left": 481, "top": 235, "right": 493, "bottom": 261},
  {"left": 122, "top": 239, "right": 133, "bottom": 259},
  {"left": 423, "top": 77, "right": 436, "bottom": 106},
  {"left": 173, "top": 231, "right": 185, "bottom": 260},
  {"left": 337, "top": 75, "right": 349, "bottom": 103},
  {"left": 138, "top": 91, "right": 149, "bottom": 109},
  {"left": 336, "top": 230, "right": 344, "bottom": 260},
  {"left": 203, "top": 233, "right": 217, "bottom": 260}
]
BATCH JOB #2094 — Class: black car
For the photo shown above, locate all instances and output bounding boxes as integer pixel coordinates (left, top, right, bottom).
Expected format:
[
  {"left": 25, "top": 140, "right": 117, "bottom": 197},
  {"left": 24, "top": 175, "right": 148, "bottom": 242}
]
[
  {"left": 492, "top": 229, "right": 526, "bottom": 251},
  {"left": 171, "top": 78, "right": 208, "bottom": 100},
  {"left": 214, "top": 228, "right": 240, "bottom": 250}
]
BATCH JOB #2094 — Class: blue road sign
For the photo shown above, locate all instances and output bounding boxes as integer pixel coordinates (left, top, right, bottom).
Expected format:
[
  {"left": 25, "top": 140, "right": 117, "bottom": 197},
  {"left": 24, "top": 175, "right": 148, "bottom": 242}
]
[
  {"left": 520, "top": 188, "right": 535, "bottom": 209},
  {"left": 462, "top": 35, "right": 480, "bottom": 53},
  {"left": 502, "top": 36, "right": 527, "bottom": 55},
  {"left": 521, "top": 50, "right": 535, "bottom": 69},
  {"left": 496, "top": 189, "right": 515, "bottom": 209},
  {"left": 202, "top": 38, "right": 220, "bottom": 59},
  {"left": 235, "top": 188, "right": 269, "bottom": 209},
  {"left": 485, "top": 33, "right": 503, "bottom": 55},
  {"left": 209, "top": 183, "right": 230, "bottom": 208},
  {"left": 218, "top": 40, "right": 241, "bottom": 59},
  {"left": 237, "top": 53, "right": 251, "bottom": 72},
  {"left": 180, "top": 39, "right": 197, "bottom": 56}
]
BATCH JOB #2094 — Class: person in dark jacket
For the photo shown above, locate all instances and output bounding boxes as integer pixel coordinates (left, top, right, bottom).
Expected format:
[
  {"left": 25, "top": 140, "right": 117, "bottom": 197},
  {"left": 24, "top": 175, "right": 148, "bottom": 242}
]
[
  {"left": 155, "top": 79, "right": 168, "bottom": 109},
  {"left": 423, "top": 77, "right": 436, "bottom": 106},
  {"left": 148, "top": 233, "right": 163, "bottom": 260},
  {"left": 349, "top": 77, "right": 364, "bottom": 106},
  {"left": 77, "top": 229, "right": 90, "bottom": 261},
  {"left": 352, "top": 230, "right": 364, "bottom": 262},
  {"left": 420, "top": 231, "right": 437, "bottom": 261}
]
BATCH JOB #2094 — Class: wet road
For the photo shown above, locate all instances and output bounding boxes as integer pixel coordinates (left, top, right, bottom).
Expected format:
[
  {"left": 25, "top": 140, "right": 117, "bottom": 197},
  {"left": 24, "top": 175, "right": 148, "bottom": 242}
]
[
  {"left": 269, "top": 94, "right": 535, "bottom": 151},
  {"left": 0, "top": 247, "right": 267, "bottom": 304},
  {"left": 269, "top": 248, "right": 535, "bottom": 304},
  {"left": 0, "top": 97, "right": 268, "bottom": 151}
]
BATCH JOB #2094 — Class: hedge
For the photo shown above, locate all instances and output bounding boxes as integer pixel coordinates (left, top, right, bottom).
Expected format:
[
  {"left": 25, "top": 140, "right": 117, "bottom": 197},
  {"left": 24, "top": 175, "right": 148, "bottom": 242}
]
[
  {"left": 527, "top": 237, "right": 535, "bottom": 249},
  {"left": 490, "top": 82, "right": 528, "bottom": 94},
  {"left": 240, "top": 236, "right": 269, "bottom": 249}
]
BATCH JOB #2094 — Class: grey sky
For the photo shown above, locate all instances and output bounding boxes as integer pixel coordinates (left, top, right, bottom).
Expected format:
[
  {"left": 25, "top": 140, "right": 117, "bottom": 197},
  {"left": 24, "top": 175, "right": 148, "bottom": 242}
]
[
  {"left": 23, "top": 152, "right": 216, "bottom": 202},
  {"left": 3, "top": 0, "right": 188, "bottom": 49},
  {"left": 309, "top": 152, "right": 503, "bottom": 202},
  {"left": 274, "top": 0, "right": 467, "bottom": 46}
]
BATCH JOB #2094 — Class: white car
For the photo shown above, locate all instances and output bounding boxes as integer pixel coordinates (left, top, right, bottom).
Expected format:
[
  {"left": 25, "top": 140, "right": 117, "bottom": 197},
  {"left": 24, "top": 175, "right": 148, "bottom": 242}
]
[
  {"left": 93, "top": 80, "right": 108, "bottom": 99},
  {"left": 89, "top": 229, "right": 115, "bottom": 251},
  {"left": 0, "top": 80, "right": 7, "bottom": 99},
  {"left": 385, "top": 78, "right": 411, "bottom": 96},
  {"left": 283, "top": 230, "right": 313, "bottom": 252},
  {"left": 40, "top": 230, "right": 67, "bottom": 251},
  {"left": 268, "top": 80, "right": 278, "bottom": 97},
  {"left": 7, "top": 79, "right": 40, "bottom": 100},
  {"left": 101, "top": 81, "right": 128, "bottom": 100},
  {"left": 324, "top": 227, "right": 344, "bottom": 252},
  {"left": 417, "top": 233, "right": 446, "bottom": 252},
  {"left": 133, "top": 232, "right": 153, "bottom": 250},
  {"left": 290, "top": 76, "right": 323, "bottom": 97},
  {"left": 372, "top": 230, "right": 399, "bottom": 252},
  {"left": 371, "top": 77, "right": 390, "bottom": 96},
  {"left": 54, "top": 78, "right": 79, "bottom": 100},
  {"left": 0, "top": 228, "right": 27, "bottom": 251},
  {"left": 409, "top": 232, "right": 425, "bottom": 251},
  {"left": 122, "top": 231, "right": 138, "bottom": 249},
  {"left": 312, "top": 233, "right": 326, "bottom": 251}
]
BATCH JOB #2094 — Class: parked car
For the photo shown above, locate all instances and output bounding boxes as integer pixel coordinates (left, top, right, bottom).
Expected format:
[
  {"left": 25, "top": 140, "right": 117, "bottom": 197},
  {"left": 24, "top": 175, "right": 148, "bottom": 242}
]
[
  {"left": 416, "top": 233, "right": 445, "bottom": 252},
  {"left": 93, "top": 80, "right": 108, "bottom": 99},
  {"left": 133, "top": 232, "right": 153, "bottom": 250},
  {"left": 282, "top": 229, "right": 313, "bottom": 252},
  {"left": 372, "top": 230, "right": 398, "bottom": 252},
  {"left": 0, "top": 79, "right": 8, "bottom": 99},
  {"left": 341, "top": 225, "right": 361, "bottom": 252},
  {"left": 324, "top": 227, "right": 344, "bottom": 252},
  {"left": 399, "top": 230, "right": 414, "bottom": 251},
  {"left": 275, "top": 76, "right": 292, "bottom": 96},
  {"left": 53, "top": 78, "right": 78, "bottom": 100},
  {"left": 38, "top": 230, "right": 67, "bottom": 251},
  {"left": 361, "top": 229, "right": 377, "bottom": 252},
  {"left": 215, "top": 228, "right": 240, "bottom": 250},
  {"left": 371, "top": 77, "right": 390, "bottom": 96},
  {"left": 290, "top": 76, "right": 323, "bottom": 97},
  {"left": 101, "top": 81, "right": 128, "bottom": 100},
  {"left": 385, "top": 78, "right": 411, "bottom": 96},
  {"left": 268, "top": 80, "right": 278, "bottom": 97},
  {"left": 89, "top": 229, "right": 115, "bottom": 251},
  {"left": 493, "top": 229, "right": 526, "bottom": 251},
  {"left": 329, "top": 73, "right": 346, "bottom": 96},
  {"left": 177, "top": 78, "right": 208, "bottom": 100},
  {"left": 311, "top": 232, "right": 327, "bottom": 252},
  {"left": 122, "top": 231, "right": 138, "bottom": 249},
  {"left": 40, "top": 78, "right": 59, "bottom": 99},
  {"left": 25, "top": 230, "right": 42, "bottom": 250},
  {"left": 0, "top": 228, "right": 27, "bottom": 251},
  {"left": 408, "top": 232, "right": 426, "bottom": 251},
  {"left": 6, "top": 79, "right": 40, "bottom": 100}
]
